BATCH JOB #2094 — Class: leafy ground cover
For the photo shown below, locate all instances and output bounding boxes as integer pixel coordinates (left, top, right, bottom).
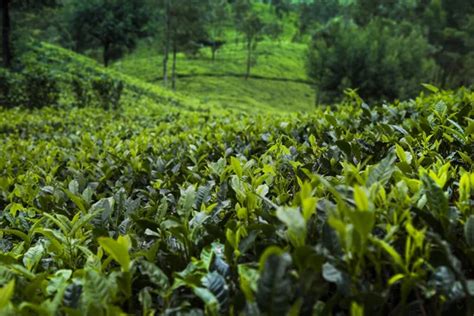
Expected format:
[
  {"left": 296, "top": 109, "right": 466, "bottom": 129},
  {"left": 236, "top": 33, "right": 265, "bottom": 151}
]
[
  {"left": 114, "top": 41, "right": 309, "bottom": 81},
  {"left": 112, "top": 41, "right": 316, "bottom": 112},
  {"left": 0, "top": 80, "right": 473, "bottom": 315},
  {"left": 0, "top": 42, "right": 206, "bottom": 113}
]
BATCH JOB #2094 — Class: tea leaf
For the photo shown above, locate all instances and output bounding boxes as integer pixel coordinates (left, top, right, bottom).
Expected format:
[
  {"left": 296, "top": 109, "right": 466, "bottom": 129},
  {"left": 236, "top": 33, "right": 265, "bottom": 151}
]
[
  {"left": 465, "top": 216, "right": 474, "bottom": 248},
  {"left": 98, "top": 235, "right": 132, "bottom": 272},
  {"left": 257, "top": 253, "right": 292, "bottom": 315},
  {"left": 0, "top": 280, "right": 15, "bottom": 310}
]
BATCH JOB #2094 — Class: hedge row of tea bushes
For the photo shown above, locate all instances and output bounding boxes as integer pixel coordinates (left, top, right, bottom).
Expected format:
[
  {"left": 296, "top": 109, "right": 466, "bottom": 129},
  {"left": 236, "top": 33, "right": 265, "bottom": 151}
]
[
  {"left": 0, "top": 66, "right": 125, "bottom": 110},
  {"left": 0, "top": 43, "right": 202, "bottom": 112},
  {"left": 0, "top": 88, "right": 473, "bottom": 315}
]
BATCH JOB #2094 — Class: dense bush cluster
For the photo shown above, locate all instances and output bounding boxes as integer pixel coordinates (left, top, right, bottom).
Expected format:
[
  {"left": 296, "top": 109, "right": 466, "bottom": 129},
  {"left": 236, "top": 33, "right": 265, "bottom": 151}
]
[
  {"left": 307, "top": 19, "right": 437, "bottom": 103},
  {"left": 0, "top": 68, "right": 25, "bottom": 107},
  {"left": 303, "top": 0, "right": 474, "bottom": 102},
  {"left": 0, "top": 44, "right": 128, "bottom": 110},
  {"left": 0, "top": 87, "right": 472, "bottom": 315},
  {"left": 0, "top": 66, "right": 124, "bottom": 110},
  {"left": 0, "top": 65, "right": 60, "bottom": 108}
]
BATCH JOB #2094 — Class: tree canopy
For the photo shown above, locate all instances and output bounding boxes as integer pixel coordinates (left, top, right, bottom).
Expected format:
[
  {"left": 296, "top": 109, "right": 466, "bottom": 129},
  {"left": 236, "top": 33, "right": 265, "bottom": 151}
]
[{"left": 67, "top": 0, "right": 150, "bottom": 67}]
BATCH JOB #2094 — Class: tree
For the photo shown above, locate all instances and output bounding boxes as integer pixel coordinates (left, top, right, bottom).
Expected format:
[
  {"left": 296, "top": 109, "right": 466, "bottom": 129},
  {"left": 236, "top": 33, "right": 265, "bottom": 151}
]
[
  {"left": 68, "top": 0, "right": 150, "bottom": 67},
  {"left": 234, "top": 0, "right": 266, "bottom": 79},
  {"left": 295, "top": 0, "right": 342, "bottom": 40},
  {"left": 161, "top": 0, "right": 170, "bottom": 87},
  {"left": 1, "top": 0, "right": 11, "bottom": 68},
  {"left": 160, "top": 0, "right": 208, "bottom": 89},
  {"left": 264, "top": 0, "right": 292, "bottom": 18},
  {"left": 204, "top": 0, "right": 231, "bottom": 61},
  {"left": 1, "top": 0, "right": 58, "bottom": 68},
  {"left": 307, "top": 18, "right": 437, "bottom": 103},
  {"left": 421, "top": 0, "right": 474, "bottom": 87},
  {"left": 352, "top": 0, "right": 423, "bottom": 26}
]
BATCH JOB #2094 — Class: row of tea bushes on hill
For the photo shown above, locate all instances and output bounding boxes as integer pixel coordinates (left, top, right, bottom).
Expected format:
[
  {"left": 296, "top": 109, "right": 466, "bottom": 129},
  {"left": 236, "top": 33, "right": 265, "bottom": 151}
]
[
  {"left": 24, "top": 42, "right": 200, "bottom": 111},
  {"left": 0, "top": 65, "right": 60, "bottom": 109},
  {"left": 0, "top": 88, "right": 473, "bottom": 315},
  {"left": 0, "top": 64, "right": 124, "bottom": 110},
  {"left": 0, "top": 42, "right": 182, "bottom": 110},
  {"left": 1, "top": 41, "right": 250, "bottom": 113},
  {"left": 0, "top": 69, "right": 125, "bottom": 110}
]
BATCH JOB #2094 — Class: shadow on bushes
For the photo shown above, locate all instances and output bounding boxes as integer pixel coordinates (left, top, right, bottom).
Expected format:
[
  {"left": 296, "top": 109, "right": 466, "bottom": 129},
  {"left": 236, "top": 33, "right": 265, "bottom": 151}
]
[{"left": 0, "top": 67, "right": 123, "bottom": 110}]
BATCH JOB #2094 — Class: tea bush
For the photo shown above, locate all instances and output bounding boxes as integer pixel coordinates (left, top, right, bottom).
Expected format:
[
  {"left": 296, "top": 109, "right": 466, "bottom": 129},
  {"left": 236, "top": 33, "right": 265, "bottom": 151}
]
[
  {"left": 0, "top": 69, "right": 25, "bottom": 108},
  {"left": 0, "top": 86, "right": 472, "bottom": 315},
  {"left": 22, "top": 65, "right": 61, "bottom": 108},
  {"left": 0, "top": 66, "right": 60, "bottom": 109},
  {"left": 0, "top": 43, "right": 130, "bottom": 110},
  {"left": 71, "top": 76, "right": 93, "bottom": 108},
  {"left": 91, "top": 75, "right": 124, "bottom": 110}
]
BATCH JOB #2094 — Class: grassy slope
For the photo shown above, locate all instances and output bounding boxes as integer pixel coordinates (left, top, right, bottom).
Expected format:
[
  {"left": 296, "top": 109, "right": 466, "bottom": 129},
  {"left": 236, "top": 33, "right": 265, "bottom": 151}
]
[
  {"left": 112, "top": 40, "right": 316, "bottom": 112},
  {"left": 25, "top": 43, "right": 225, "bottom": 114}
]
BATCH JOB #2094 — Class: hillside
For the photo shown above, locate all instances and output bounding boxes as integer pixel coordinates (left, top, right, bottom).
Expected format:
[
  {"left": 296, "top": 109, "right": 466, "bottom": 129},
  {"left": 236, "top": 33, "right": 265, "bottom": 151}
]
[
  {"left": 113, "top": 41, "right": 316, "bottom": 112},
  {"left": 24, "top": 43, "right": 208, "bottom": 112}
]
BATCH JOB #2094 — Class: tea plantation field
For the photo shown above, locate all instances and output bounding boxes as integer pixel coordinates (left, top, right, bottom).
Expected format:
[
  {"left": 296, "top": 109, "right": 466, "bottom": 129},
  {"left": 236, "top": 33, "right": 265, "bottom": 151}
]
[
  {"left": 0, "top": 45, "right": 474, "bottom": 316},
  {"left": 112, "top": 41, "right": 315, "bottom": 112}
]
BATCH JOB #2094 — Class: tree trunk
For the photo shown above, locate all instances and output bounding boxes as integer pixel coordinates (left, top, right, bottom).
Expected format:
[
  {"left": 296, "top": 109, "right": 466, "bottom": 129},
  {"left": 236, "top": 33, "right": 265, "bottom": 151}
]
[
  {"left": 211, "top": 45, "right": 216, "bottom": 62},
  {"left": 171, "top": 42, "right": 177, "bottom": 91},
  {"left": 314, "top": 85, "right": 320, "bottom": 106},
  {"left": 162, "top": 0, "right": 170, "bottom": 87},
  {"left": 245, "top": 38, "right": 252, "bottom": 80},
  {"left": 163, "top": 44, "right": 169, "bottom": 87},
  {"left": 2, "top": 0, "right": 12, "bottom": 68},
  {"left": 103, "top": 42, "right": 110, "bottom": 67}
]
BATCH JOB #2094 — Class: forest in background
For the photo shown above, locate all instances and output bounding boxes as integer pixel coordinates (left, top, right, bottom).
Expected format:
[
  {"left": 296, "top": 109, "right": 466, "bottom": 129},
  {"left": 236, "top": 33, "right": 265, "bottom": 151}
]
[{"left": 1, "top": 0, "right": 473, "bottom": 104}]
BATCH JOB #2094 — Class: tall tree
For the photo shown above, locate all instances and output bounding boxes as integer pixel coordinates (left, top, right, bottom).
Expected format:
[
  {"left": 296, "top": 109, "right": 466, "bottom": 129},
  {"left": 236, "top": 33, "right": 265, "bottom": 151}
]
[
  {"left": 234, "top": 0, "right": 266, "bottom": 79},
  {"left": 420, "top": 0, "right": 474, "bottom": 86},
  {"left": 1, "top": 0, "right": 57, "bottom": 68},
  {"left": 68, "top": 0, "right": 150, "bottom": 67},
  {"left": 267, "top": 0, "right": 292, "bottom": 18},
  {"left": 297, "top": 0, "right": 341, "bottom": 37},
  {"left": 161, "top": 0, "right": 170, "bottom": 87},
  {"left": 307, "top": 18, "right": 437, "bottom": 103},
  {"left": 1, "top": 0, "right": 11, "bottom": 68},
  {"left": 205, "top": 0, "right": 230, "bottom": 61},
  {"left": 160, "top": 0, "right": 207, "bottom": 89}
]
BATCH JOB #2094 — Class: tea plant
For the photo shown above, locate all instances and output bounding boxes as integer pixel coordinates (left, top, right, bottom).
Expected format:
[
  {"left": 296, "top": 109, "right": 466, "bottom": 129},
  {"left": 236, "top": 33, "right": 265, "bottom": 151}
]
[{"left": 0, "top": 83, "right": 473, "bottom": 315}]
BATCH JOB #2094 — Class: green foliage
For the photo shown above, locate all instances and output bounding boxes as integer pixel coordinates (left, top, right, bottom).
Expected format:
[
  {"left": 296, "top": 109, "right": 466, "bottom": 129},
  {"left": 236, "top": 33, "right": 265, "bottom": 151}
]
[
  {"left": 0, "top": 280, "right": 15, "bottom": 310},
  {"left": 67, "top": 0, "right": 151, "bottom": 66},
  {"left": 0, "top": 64, "right": 60, "bottom": 108},
  {"left": 0, "top": 82, "right": 473, "bottom": 314},
  {"left": 234, "top": 0, "right": 270, "bottom": 78},
  {"left": 296, "top": 0, "right": 342, "bottom": 38},
  {"left": 114, "top": 40, "right": 314, "bottom": 111},
  {"left": 422, "top": 0, "right": 474, "bottom": 87},
  {"left": 91, "top": 75, "right": 124, "bottom": 110},
  {"left": 167, "top": 0, "right": 209, "bottom": 55},
  {"left": 0, "top": 68, "right": 24, "bottom": 107},
  {"left": 296, "top": 0, "right": 474, "bottom": 93},
  {"left": 257, "top": 251, "right": 293, "bottom": 314},
  {"left": 0, "top": 0, "right": 61, "bottom": 68},
  {"left": 0, "top": 42, "right": 191, "bottom": 110},
  {"left": 98, "top": 235, "right": 132, "bottom": 272},
  {"left": 308, "top": 18, "right": 438, "bottom": 102},
  {"left": 70, "top": 77, "right": 93, "bottom": 108},
  {"left": 352, "top": 0, "right": 420, "bottom": 25},
  {"left": 22, "top": 65, "right": 61, "bottom": 108},
  {"left": 465, "top": 216, "right": 474, "bottom": 248},
  {"left": 3, "top": 0, "right": 474, "bottom": 103}
]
